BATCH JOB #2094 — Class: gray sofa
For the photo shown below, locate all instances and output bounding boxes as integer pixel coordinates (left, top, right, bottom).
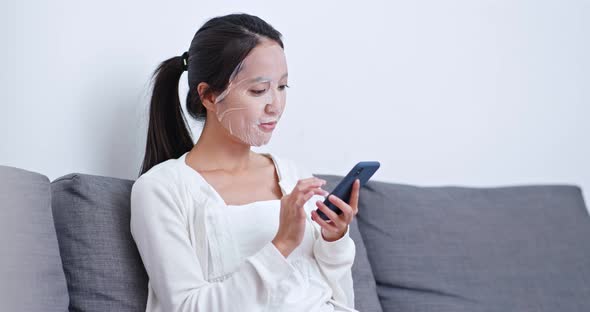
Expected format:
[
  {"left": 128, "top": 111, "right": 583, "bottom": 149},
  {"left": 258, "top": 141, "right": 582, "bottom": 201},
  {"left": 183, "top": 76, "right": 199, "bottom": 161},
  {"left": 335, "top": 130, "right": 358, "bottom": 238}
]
[{"left": 2, "top": 164, "right": 590, "bottom": 312}]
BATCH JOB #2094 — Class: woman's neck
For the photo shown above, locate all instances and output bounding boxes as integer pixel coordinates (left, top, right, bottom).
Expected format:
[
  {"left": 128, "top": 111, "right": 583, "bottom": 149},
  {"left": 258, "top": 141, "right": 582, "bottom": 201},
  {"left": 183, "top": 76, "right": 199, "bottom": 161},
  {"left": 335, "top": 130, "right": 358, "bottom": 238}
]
[{"left": 188, "top": 118, "right": 258, "bottom": 174}]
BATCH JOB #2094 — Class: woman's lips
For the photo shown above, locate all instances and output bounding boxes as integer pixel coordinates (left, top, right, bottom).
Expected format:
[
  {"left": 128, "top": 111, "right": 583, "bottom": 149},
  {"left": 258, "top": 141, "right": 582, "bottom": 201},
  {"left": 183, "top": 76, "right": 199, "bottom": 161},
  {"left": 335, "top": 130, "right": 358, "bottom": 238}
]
[{"left": 259, "top": 121, "right": 277, "bottom": 131}]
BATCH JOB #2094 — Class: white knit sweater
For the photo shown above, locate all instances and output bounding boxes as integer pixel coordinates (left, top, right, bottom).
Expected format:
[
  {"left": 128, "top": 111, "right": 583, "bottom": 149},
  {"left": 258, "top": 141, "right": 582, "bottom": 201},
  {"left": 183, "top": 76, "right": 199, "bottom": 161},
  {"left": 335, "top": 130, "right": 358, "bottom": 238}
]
[{"left": 130, "top": 151, "right": 357, "bottom": 312}]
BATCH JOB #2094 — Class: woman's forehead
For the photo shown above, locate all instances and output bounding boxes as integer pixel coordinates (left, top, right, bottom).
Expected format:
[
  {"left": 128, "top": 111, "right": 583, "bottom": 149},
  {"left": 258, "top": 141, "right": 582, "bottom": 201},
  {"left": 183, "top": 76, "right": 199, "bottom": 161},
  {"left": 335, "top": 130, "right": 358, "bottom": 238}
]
[
  {"left": 238, "top": 74, "right": 289, "bottom": 86},
  {"left": 232, "top": 43, "right": 288, "bottom": 82}
]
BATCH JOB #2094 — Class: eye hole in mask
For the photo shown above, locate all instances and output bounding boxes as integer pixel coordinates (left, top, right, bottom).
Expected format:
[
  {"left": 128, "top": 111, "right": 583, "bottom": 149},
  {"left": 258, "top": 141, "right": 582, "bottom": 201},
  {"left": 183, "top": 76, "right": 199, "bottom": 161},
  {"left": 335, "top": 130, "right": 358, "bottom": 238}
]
[{"left": 249, "top": 84, "right": 290, "bottom": 96}]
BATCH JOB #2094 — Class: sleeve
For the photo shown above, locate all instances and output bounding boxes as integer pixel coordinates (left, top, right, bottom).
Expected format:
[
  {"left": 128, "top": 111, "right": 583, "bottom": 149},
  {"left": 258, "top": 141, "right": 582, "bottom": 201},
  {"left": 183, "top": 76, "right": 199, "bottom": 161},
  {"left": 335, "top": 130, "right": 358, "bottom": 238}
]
[
  {"left": 130, "top": 177, "right": 297, "bottom": 312},
  {"left": 292, "top": 162, "right": 357, "bottom": 309}
]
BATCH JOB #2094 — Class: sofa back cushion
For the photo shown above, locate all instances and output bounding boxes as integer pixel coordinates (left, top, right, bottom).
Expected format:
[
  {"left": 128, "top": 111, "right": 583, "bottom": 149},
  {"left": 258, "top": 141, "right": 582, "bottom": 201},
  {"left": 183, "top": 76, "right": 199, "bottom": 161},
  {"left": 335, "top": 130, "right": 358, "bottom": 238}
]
[
  {"left": 0, "top": 166, "right": 69, "bottom": 312},
  {"left": 51, "top": 173, "right": 148, "bottom": 312},
  {"left": 357, "top": 181, "right": 590, "bottom": 312}
]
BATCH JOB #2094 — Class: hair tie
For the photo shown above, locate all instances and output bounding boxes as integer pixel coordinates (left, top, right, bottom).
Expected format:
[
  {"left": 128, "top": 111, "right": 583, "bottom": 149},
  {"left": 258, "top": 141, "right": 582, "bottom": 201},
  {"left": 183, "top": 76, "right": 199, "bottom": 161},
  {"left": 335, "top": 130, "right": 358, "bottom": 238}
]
[{"left": 181, "top": 51, "right": 189, "bottom": 71}]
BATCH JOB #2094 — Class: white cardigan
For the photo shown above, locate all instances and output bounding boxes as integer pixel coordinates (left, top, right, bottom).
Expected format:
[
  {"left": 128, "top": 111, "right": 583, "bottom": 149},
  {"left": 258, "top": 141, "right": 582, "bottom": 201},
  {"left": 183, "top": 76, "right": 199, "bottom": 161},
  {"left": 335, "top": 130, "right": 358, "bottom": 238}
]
[{"left": 130, "top": 151, "right": 357, "bottom": 312}]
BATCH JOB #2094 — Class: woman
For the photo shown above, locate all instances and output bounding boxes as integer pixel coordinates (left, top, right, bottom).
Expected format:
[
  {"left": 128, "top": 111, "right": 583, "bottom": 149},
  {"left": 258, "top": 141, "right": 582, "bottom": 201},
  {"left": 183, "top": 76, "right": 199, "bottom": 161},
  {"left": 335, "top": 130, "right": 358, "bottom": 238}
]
[{"left": 130, "top": 13, "right": 361, "bottom": 312}]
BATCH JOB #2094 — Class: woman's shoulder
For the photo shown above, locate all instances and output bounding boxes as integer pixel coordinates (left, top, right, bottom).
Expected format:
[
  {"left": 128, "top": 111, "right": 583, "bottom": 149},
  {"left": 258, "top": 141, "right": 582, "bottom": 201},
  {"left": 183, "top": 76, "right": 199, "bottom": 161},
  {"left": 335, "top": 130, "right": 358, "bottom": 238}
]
[
  {"left": 266, "top": 152, "right": 314, "bottom": 181},
  {"left": 135, "top": 156, "right": 184, "bottom": 184},
  {"left": 132, "top": 152, "right": 201, "bottom": 198}
]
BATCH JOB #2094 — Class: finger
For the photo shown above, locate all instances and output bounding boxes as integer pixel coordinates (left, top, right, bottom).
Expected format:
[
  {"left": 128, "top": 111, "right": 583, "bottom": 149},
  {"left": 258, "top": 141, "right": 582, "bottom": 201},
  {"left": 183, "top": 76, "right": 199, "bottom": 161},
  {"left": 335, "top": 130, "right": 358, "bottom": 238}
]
[
  {"left": 305, "top": 183, "right": 330, "bottom": 196},
  {"left": 350, "top": 179, "right": 360, "bottom": 215},
  {"left": 327, "top": 195, "right": 354, "bottom": 223},
  {"left": 311, "top": 210, "right": 340, "bottom": 233},
  {"left": 295, "top": 188, "right": 328, "bottom": 207},
  {"left": 295, "top": 190, "right": 314, "bottom": 207},
  {"left": 296, "top": 182, "right": 329, "bottom": 198},
  {"left": 295, "top": 178, "right": 327, "bottom": 193},
  {"left": 316, "top": 200, "right": 346, "bottom": 228},
  {"left": 297, "top": 176, "right": 326, "bottom": 187}
]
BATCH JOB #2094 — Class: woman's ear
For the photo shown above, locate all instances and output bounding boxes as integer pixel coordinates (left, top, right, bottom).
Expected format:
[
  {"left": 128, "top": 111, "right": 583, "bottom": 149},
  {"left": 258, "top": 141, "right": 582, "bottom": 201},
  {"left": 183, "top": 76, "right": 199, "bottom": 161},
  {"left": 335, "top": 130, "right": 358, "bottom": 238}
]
[{"left": 197, "top": 82, "right": 217, "bottom": 113}]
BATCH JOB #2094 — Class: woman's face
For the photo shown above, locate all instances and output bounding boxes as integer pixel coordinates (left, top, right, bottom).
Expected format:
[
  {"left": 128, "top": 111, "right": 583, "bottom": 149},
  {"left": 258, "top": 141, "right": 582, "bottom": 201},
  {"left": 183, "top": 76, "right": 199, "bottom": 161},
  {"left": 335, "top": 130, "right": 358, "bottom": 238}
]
[{"left": 213, "top": 40, "right": 289, "bottom": 147}]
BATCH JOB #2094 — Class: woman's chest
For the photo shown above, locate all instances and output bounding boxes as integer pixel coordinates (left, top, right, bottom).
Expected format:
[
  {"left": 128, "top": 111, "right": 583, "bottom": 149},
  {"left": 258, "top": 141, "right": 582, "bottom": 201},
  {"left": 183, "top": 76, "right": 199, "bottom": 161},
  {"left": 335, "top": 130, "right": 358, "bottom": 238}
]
[
  {"left": 224, "top": 201, "right": 315, "bottom": 260},
  {"left": 199, "top": 166, "right": 283, "bottom": 206},
  {"left": 182, "top": 192, "right": 317, "bottom": 281}
]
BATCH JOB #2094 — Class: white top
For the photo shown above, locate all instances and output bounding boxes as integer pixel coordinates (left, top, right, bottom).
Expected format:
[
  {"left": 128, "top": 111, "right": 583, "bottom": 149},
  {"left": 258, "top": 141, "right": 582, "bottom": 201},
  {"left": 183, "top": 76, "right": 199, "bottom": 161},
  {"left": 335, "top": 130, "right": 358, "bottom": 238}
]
[
  {"left": 225, "top": 199, "right": 340, "bottom": 311},
  {"left": 225, "top": 200, "right": 283, "bottom": 259},
  {"left": 130, "top": 151, "right": 358, "bottom": 312}
]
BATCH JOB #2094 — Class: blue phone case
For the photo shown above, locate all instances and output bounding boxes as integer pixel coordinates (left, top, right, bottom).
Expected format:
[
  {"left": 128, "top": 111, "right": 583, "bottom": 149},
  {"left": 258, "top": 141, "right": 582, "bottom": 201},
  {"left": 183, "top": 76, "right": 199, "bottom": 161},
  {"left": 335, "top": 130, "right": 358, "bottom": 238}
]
[{"left": 316, "top": 161, "right": 380, "bottom": 221}]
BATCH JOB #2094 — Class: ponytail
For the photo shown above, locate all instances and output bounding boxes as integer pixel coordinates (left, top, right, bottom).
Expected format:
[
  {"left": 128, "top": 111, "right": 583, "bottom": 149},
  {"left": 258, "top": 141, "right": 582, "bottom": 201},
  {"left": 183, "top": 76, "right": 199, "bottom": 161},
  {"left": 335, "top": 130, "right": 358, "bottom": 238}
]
[{"left": 139, "top": 56, "right": 194, "bottom": 176}]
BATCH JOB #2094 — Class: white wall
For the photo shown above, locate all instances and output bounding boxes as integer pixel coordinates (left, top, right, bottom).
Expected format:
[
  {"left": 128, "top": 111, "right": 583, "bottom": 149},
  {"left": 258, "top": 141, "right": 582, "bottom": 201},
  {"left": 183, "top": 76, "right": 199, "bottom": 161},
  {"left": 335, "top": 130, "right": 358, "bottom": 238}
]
[{"left": 1, "top": 0, "right": 588, "bottom": 208}]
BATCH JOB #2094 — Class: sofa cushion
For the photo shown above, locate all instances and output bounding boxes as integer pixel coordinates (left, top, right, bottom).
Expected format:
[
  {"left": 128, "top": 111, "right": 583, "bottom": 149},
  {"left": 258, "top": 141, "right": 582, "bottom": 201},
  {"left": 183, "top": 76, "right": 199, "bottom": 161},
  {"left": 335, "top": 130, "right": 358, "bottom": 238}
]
[
  {"left": 0, "top": 166, "right": 69, "bottom": 312},
  {"left": 318, "top": 174, "right": 384, "bottom": 312},
  {"left": 51, "top": 173, "right": 148, "bottom": 312},
  {"left": 357, "top": 181, "right": 590, "bottom": 312}
]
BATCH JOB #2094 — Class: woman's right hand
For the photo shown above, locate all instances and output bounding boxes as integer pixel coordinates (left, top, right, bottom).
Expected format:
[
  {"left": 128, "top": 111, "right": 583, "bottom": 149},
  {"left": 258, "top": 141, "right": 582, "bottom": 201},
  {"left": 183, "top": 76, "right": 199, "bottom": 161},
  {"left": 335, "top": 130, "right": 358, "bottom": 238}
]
[{"left": 272, "top": 177, "right": 329, "bottom": 258}]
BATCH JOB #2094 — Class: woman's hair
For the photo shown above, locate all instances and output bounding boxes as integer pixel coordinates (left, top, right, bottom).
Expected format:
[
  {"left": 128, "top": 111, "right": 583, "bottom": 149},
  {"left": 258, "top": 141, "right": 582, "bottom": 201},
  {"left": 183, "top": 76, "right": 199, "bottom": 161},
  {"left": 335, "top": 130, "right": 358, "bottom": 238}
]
[{"left": 139, "top": 13, "right": 284, "bottom": 176}]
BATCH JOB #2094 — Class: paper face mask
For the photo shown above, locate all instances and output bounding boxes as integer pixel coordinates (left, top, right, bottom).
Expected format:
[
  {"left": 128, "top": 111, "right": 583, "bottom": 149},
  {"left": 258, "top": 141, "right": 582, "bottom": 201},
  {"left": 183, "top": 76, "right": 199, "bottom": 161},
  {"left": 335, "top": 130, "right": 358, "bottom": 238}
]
[{"left": 212, "top": 44, "right": 288, "bottom": 147}]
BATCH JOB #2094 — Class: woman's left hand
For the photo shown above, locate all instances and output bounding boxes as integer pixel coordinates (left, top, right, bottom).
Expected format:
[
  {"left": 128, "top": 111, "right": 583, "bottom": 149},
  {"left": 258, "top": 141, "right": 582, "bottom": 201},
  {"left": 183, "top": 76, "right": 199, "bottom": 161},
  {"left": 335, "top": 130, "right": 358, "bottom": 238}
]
[{"left": 311, "top": 179, "right": 360, "bottom": 242}]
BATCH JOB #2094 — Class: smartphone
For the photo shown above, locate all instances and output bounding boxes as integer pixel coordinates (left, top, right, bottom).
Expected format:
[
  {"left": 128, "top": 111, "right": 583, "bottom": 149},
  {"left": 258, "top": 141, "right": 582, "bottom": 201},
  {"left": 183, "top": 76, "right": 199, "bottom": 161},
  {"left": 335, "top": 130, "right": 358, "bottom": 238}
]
[{"left": 316, "top": 161, "right": 381, "bottom": 221}]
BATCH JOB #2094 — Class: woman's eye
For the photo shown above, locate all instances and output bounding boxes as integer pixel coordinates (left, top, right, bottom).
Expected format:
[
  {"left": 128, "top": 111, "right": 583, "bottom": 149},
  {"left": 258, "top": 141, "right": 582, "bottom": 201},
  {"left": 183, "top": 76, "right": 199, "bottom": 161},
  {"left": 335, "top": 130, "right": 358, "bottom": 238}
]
[
  {"left": 250, "top": 89, "right": 266, "bottom": 95},
  {"left": 250, "top": 85, "right": 289, "bottom": 95}
]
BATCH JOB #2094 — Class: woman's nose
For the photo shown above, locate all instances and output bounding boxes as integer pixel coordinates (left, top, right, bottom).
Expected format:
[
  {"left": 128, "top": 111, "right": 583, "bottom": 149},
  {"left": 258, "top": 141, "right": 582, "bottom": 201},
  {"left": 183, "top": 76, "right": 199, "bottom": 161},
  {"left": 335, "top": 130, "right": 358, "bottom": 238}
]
[
  {"left": 265, "top": 97, "right": 282, "bottom": 114},
  {"left": 265, "top": 103, "right": 278, "bottom": 114}
]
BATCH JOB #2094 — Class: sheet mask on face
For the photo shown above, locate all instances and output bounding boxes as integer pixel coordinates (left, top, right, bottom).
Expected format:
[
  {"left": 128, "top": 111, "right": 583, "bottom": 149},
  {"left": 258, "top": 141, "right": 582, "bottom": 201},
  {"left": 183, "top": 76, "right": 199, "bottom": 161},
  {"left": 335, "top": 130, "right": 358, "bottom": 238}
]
[{"left": 212, "top": 51, "right": 287, "bottom": 147}]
